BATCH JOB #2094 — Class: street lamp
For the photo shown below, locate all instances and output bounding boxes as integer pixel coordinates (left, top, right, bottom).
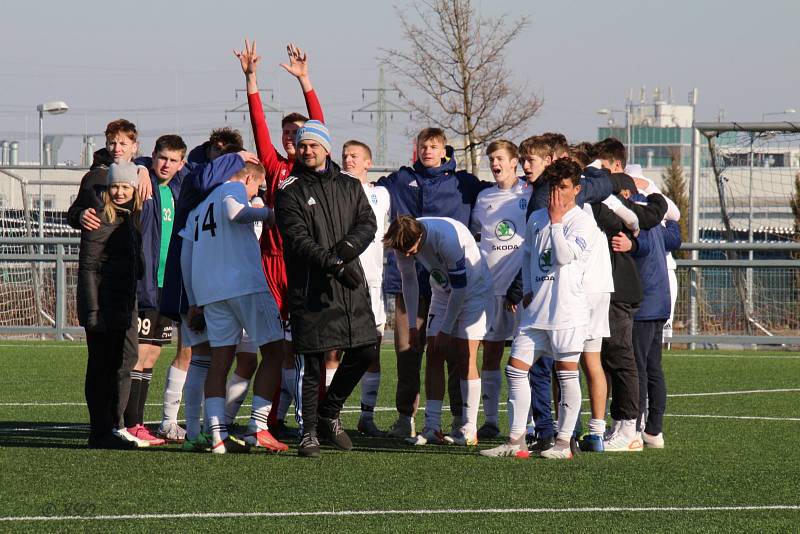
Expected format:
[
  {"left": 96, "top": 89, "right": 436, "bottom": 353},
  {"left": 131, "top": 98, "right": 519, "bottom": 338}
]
[
  {"left": 35, "top": 101, "right": 69, "bottom": 254},
  {"left": 762, "top": 108, "right": 796, "bottom": 121},
  {"left": 37, "top": 101, "right": 69, "bottom": 166}
]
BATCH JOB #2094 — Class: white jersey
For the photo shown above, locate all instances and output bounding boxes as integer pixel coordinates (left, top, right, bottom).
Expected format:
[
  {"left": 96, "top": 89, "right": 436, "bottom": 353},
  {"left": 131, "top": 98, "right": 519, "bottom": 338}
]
[
  {"left": 470, "top": 181, "right": 528, "bottom": 295},
  {"left": 360, "top": 183, "right": 390, "bottom": 288},
  {"left": 581, "top": 204, "right": 614, "bottom": 294},
  {"left": 521, "top": 205, "right": 594, "bottom": 330},
  {"left": 397, "top": 217, "right": 491, "bottom": 334},
  {"left": 181, "top": 181, "right": 269, "bottom": 306}
]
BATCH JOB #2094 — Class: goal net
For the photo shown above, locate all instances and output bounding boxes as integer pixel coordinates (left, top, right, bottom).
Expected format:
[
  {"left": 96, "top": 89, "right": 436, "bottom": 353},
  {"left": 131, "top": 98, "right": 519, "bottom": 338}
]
[
  {"left": 0, "top": 169, "right": 81, "bottom": 337},
  {"left": 693, "top": 123, "right": 800, "bottom": 337}
]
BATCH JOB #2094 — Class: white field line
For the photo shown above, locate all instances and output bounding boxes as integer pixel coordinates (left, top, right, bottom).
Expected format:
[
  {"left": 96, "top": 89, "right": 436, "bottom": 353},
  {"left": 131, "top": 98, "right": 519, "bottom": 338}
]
[
  {"left": 1, "top": 505, "right": 798, "bottom": 523},
  {"left": 663, "top": 353, "right": 800, "bottom": 360},
  {"left": 2, "top": 410, "right": 798, "bottom": 434},
  {"left": 4, "top": 387, "right": 798, "bottom": 408}
]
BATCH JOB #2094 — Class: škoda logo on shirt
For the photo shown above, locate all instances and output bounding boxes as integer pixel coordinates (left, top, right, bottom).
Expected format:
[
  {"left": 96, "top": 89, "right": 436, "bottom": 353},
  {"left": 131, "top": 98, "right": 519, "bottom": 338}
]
[
  {"left": 430, "top": 269, "right": 449, "bottom": 289},
  {"left": 495, "top": 220, "right": 516, "bottom": 241},
  {"left": 538, "top": 248, "right": 552, "bottom": 272}
]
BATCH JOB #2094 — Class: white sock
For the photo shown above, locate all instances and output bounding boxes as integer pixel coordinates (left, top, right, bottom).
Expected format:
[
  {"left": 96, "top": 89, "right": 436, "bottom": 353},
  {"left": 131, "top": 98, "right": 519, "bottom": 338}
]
[
  {"left": 183, "top": 353, "right": 210, "bottom": 440},
  {"left": 506, "top": 365, "right": 531, "bottom": 441},
  {"left": 555, "top": 369, "right": 581, "bottom": 442},
  {"left": 249, "top": 395, "right": 272, "bottom": 431},
  {"left": 360, "top": 371, "right": 381, "bottom": 417},
  {"left": 589, "top": 418, "right": 606, "bottom": 436},
  {"left": 161, "top": 365, "right": 187, "bottom": 425},
  {"left": 325, "top": 367, "right": 337, "bottom": 390},
  {"left": 423, "top": 399, "right": 443, "bottom": 431},
  {"left": 205, "top": 396, "right": 227, "bottom": 444},
  {"left": 481, "top": 370, "right": 502, "bottom": 426},
  {"left": 224, "top": 373, "right": 251, "bottom": 425},
  {"left": 460, "top": 378, "right": 481, "bottom": 436},
  {"left": 277, "top": 367, "right": 296, "bottom": 420}
]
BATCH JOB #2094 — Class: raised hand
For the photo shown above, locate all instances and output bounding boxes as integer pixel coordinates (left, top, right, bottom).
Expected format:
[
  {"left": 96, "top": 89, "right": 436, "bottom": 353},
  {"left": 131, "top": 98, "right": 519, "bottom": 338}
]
[
  {"left": 234, "top": 39, "right": 261, "bottom": 76},
  {"left": 279, "top": 43, "right": 309, "bottom": 79}
]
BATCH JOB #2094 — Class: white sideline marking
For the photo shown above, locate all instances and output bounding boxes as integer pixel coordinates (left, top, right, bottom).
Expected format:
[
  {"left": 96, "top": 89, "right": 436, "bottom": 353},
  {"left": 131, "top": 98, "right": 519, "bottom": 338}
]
[
  {"left": 664, "top": 353, "right": 800, "bottom": 360},
  {"left": 666, "top": 414, "right": 800, "bottom": 422},
  {"left": 4, "top": 387, "right": 798, "bottom": 408},
  {"left": 1, "top": 411, "right": 798, "bottom": 434},
  {"left": 1, "top": 505, "right": 798, "bottom": 522}
]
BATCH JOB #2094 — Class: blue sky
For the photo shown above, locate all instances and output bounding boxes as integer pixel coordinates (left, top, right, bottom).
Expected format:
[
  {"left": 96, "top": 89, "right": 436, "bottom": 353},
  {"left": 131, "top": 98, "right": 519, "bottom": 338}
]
[{"left": 1, "top": 0, "right": 798, "bottom": 166}]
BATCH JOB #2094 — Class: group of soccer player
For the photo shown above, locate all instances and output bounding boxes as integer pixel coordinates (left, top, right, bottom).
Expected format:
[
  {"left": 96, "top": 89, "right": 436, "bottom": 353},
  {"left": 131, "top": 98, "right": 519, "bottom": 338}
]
[{"left": 72, "top": 40, "right": 681, "bottom": 459}]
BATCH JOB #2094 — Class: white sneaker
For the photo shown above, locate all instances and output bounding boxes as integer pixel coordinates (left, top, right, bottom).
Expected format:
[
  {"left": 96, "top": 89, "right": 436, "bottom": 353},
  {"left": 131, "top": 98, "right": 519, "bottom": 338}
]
[
  {"left": 113, "top": 427, "right": 150, "bottom": 447},
  {"left": 604, "top": 419, "right": 621, "bottom": 440},
  {"left": 479, "top": 439, "right": 529, "bottom": 458},
  {"left": 642, "top": 432, "right": 665, "bottom": 449},
  {"left": 405, "top": 427, "right": 445, "bottom": 446},
  {"left": 603, "top": 431, "right": 643, "bottom": 452},
  {"left": 444, "top": 429, "right": 478, "bottom": 447},
  {"left": 539, "top": 444, "right": 573, "bottom": 460},
  {"left": 156, "top": 422, "right": 186, "bottom": 442}
]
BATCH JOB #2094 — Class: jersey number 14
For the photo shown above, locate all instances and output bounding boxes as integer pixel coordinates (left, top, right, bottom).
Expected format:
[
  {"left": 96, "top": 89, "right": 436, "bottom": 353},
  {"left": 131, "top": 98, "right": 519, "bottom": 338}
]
[{"left": 194, "top": 202, "right": 217, "bottom": 241}]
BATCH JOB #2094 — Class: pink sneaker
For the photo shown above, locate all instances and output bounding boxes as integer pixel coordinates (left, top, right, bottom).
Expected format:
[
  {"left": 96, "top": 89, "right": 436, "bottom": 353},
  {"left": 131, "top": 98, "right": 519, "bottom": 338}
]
[{"left": 128, "top": 424, "right": 166, "bottom": 446}]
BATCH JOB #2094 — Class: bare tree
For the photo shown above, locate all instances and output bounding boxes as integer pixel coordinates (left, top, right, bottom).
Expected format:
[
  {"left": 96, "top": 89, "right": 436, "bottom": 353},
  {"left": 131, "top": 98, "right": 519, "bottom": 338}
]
[{"left": 381, "top": 0, "right": 542, "bottom": 174}]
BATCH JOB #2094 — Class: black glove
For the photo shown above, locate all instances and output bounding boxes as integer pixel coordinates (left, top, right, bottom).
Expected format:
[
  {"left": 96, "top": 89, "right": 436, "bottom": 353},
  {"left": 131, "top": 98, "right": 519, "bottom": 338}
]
[
  {"left": 189, "top": 312, "right": 206, "bottom": 332},
  {"left": 85, "top": 311, "right": 106, "bottom": 333},
  {"left": 333, "top": 262, "right": 363, "bottom": 290},
  {"left": 334, "top": 239, "right": 359, "bottom": 263}
]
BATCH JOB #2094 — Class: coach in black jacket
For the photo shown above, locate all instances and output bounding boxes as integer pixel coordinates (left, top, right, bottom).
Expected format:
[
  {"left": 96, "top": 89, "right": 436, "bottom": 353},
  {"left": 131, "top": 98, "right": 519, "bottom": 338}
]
[{"left": 276, "top": 121, "right": 378, "bottom": 457}]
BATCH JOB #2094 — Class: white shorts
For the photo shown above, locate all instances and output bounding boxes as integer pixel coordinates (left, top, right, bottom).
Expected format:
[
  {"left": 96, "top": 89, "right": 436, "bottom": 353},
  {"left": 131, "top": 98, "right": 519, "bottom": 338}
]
[
  {"left": 236, "top": 330, "right": 258, "bottom": 354},
  {"left": 427, "top": 290, "right": 492, "bottom": 340},
  {"left": 204, "top": 292, "right": 283, "bottom": 348},
  {"left": 484, "top": 295, "right": 519, "bottom": 342},
  {"left": 584, "top": 292, "right": 611, "bottom": 351},
  {"left": 370, "top": 286, "right": 386, "bottom": 335},
  {"left": 510, "top": 326, "right": 586, "bottom": 365},
  {"left": 180, "top": 314, "right": 209, "bottom": 348}
]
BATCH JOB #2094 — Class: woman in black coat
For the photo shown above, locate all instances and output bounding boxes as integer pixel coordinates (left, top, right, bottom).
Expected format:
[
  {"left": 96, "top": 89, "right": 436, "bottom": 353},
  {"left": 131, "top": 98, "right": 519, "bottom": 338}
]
[{"left": 77, "top": 161, "right": 144, "bottom": 449}]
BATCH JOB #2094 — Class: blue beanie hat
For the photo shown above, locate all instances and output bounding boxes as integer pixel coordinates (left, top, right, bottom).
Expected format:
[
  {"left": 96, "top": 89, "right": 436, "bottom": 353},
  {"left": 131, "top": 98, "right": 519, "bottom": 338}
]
[{"left": 295, "top": 120, "right": 331, "bottom": 154}]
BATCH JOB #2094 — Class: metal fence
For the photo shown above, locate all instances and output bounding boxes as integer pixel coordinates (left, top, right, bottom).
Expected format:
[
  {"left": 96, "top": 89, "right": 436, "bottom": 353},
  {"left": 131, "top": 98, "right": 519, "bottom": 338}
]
[{"left": 2, "top": 235, "right": 799, "bottom": 346}]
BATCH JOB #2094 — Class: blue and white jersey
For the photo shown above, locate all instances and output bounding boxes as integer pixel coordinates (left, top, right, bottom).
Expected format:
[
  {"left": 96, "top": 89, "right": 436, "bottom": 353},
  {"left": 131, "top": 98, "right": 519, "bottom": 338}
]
[
  {"left": 397, "top": 217, "right": 491, "bottom": 334},
  {"left": 521, "top": 205, "right": 594, "bottom": 330},
  {"left": 361, "top": 183, "right": 391, "bottom": 289},
  {"left": 470, "top": 181, "right": 528, "bottom": 296}
]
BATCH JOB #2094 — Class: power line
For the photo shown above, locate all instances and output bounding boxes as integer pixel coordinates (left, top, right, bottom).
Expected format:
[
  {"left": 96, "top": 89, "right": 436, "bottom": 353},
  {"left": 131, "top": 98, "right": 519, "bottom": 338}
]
[{"left": 351, "top": 67, "right": 409, "bottom": 165}]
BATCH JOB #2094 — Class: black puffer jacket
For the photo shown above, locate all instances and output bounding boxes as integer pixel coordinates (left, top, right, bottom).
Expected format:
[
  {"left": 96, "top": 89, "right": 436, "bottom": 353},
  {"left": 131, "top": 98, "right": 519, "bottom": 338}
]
[
  {"left": 275, "top": 161, "right": 378, "bottom": 353},
  {"left": 77, "top": 206, "right": 143, "bottom": 331}
]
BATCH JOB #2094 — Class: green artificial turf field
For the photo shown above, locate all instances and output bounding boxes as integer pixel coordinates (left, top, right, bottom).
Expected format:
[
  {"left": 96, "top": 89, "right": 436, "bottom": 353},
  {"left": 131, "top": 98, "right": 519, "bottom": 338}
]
[{"left": 0, "top": 341, "right": 798, "bottom": 532}]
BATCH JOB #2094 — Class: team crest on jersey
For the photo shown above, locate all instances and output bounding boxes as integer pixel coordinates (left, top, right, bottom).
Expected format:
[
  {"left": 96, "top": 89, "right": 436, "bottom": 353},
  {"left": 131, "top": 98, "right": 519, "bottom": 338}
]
[
  {"left": 519, "top": 198, "right": 528, "bottom": 210},
  {"left": 371, "top": 193, "right": 378, "bottom": 204},
  {"left": 495, "top": 220, "right": 516, "bottom": 241},
  {"left": 538, "top": 248, "right": 552, "bottom": 272},
  {"left": 307, "top": 197, "right": 316, "bottom": 206},
  {"left": 430, "top": 269, "right": 449, "bottom": 289}
]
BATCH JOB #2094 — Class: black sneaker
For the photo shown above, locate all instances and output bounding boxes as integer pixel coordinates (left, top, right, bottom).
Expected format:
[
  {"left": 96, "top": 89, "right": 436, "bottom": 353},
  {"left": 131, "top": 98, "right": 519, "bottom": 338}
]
[
  {"left": 298, "top": 432, "right": 321, "bottom": 458},
  {"left": 528, "top": 435, "right": 555, "bottom": 456},
  {"left": 274, "top": 419, "right": 300, "bottom": 440},
  {"left": 88, "top": 433, "right": 136, "bottom": 450},
  {"left": 318, "top": 416, "right": 353, "bottom": 451}
]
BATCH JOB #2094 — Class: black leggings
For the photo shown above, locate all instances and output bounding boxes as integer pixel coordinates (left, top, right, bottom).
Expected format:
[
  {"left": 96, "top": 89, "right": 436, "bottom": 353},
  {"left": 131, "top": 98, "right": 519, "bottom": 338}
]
[{"left": 84, "top": 321, "right": 138, "bottom": 437}]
